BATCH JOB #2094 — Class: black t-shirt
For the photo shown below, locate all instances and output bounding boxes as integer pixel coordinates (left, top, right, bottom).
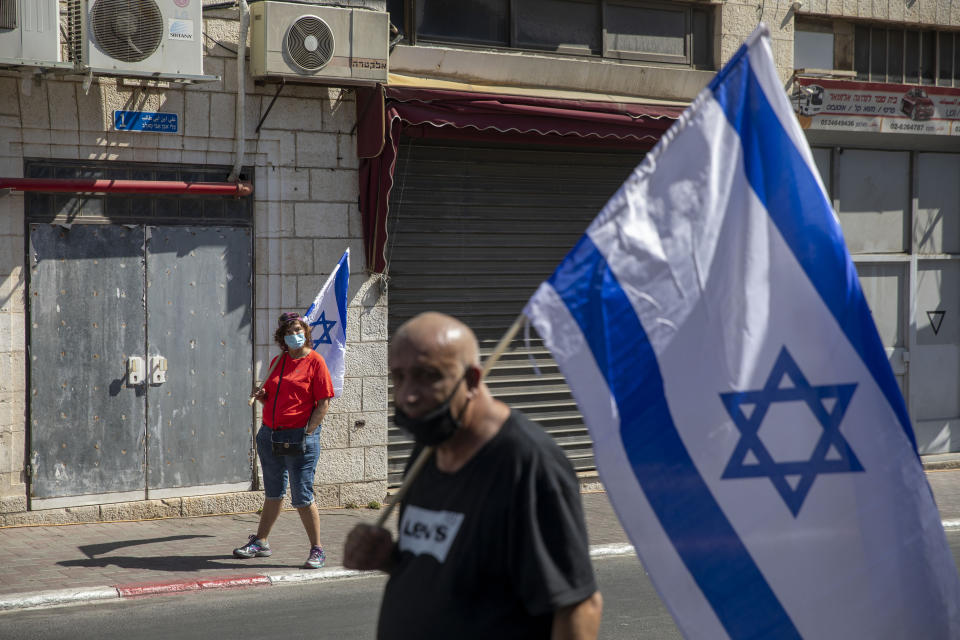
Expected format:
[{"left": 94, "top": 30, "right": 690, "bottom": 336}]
[{"left": 377, "top": 410, "right": 597, "bottom": 640}]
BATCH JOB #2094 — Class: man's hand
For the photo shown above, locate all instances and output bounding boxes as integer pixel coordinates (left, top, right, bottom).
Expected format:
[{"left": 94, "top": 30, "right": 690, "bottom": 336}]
[
  {"left": 343, "top": 524, "right": 396, "bottom": 572},
  {"left": 251, "top": 387, "right": 267, "bottom": 403}
]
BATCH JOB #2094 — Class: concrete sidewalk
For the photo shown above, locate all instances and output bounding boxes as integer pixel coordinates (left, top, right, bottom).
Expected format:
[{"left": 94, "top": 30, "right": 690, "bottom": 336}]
[
  {"left": 0, "top": 490, "right": 629, "bottom": 612},
  {"left": 2, "top": 469, "right": 959, "bottom": 613}
]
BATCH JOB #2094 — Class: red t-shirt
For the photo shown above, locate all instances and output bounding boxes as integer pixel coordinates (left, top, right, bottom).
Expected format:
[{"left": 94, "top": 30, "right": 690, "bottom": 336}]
[{"left": 262, "top": 350, "right": 334, "bottom": 429}]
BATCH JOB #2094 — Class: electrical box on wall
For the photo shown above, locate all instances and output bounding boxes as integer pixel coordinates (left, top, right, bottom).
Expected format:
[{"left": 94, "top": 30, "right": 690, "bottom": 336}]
[
  {"left": 0, "top": 0, "right": 69, "bottom": 68},
  {"left": 249, "top": 1, "right": 389, "bottom": 86},
  {"left": 69, "top": 0, "right": 208, "bottom": 80}
]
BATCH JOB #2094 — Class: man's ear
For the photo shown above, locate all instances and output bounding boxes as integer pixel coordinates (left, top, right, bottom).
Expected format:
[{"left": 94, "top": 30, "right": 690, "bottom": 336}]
[{"left": 465, "top": 365, "right": 482, "bottom": 391}]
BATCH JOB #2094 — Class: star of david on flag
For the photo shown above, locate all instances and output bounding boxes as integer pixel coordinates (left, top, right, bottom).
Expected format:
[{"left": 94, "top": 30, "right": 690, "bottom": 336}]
[
  {"left": 303, "top": 248, "right": 349, "bottom": 397},
  {"left": 523, "top": 25, "right": 960, "bottom": 640},
  {"left": 311, "top": 311, "right": 338, "bottom": 347},
  {"left": 720, "top": 347, "right": 863, "bottom": 517}
]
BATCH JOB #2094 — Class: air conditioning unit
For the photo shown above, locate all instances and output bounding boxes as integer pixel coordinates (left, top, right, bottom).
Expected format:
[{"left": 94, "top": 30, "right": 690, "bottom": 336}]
[
  {"left": 250, "top": 1, "right": 388, "bottom": 86},
  {"left": 69, "top": 0, "right": 206, "bottom": 79},
  {"left": 0, "top": 0, "right": 68, "bottom": 68}
]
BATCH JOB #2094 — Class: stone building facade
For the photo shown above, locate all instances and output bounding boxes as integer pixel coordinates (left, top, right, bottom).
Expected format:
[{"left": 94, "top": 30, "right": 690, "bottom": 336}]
[{"left": 1, "top": 0, "right": 957, "bottom": 525}]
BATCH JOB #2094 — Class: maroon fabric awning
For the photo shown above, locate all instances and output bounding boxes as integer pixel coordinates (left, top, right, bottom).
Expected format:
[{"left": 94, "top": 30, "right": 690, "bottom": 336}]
[{"left": 356, "top": 85, "right": 683, "bottom": 273}]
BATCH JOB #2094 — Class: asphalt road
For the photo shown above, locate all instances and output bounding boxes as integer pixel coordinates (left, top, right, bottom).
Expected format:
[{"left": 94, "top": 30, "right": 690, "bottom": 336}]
[
  {"left": 4, "top": 531, "right": 960, "bottom": 640},
  {"left": 1, "top": 554, "right": 674, "bottom": 640}
]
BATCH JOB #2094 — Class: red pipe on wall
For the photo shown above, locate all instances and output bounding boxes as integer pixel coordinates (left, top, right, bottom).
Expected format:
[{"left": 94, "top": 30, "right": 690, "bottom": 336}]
[{"left": 0, "top": 178, "right": 253, "bottom": 196}]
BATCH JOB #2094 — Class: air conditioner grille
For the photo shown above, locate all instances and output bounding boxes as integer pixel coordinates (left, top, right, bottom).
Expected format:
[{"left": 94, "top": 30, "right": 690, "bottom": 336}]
[
  {"left": 0, "top": 0, "right": 17, "bottom": 30},
  {"left": 91, "top": 0, "right": 164, "bottom": 63},
  {"left": 285, "top": 15, "right": 334, "bottom": 72},
  {"left": 67, "top": 0, "right": 83, "bottom": 62}
]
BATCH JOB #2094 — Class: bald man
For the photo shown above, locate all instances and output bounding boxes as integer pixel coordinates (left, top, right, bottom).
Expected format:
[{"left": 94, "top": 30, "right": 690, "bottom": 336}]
[{"left": 344, "top": 312, "right": 603, "bottom": 640}]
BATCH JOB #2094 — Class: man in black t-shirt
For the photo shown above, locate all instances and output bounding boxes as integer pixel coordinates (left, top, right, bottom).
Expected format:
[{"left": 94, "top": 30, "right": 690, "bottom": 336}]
[{"left": 344, "top": 312, "right": 603, "bottom": 639}]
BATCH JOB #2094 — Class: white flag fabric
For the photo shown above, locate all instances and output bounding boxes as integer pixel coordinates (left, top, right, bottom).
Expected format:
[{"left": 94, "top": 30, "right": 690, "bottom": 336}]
[
  {"left": 304, "top": 248, "right": 349, "bottom": 397},
  {"left": 524, "top": 26, "right": 960, "bottom": 639}
]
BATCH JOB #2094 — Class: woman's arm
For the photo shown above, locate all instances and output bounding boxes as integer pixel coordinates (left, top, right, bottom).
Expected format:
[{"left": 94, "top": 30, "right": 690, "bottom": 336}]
[{"left": 306, "top": 397, "right": 330, "bottom": 434}]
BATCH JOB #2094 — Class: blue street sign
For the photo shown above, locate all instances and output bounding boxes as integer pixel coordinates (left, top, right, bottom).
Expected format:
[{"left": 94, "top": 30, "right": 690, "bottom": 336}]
[{"left": 114, "top": 110, "right": 179, "bottom": 133}]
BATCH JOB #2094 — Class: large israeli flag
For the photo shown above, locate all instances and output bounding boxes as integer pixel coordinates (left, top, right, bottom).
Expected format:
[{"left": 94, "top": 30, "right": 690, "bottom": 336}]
[
  {"left": 524, "top": 26, "right": 960, "bottom": 639},
  {"left": 304, "top": 248, "right": 349, "bottom": 396}
]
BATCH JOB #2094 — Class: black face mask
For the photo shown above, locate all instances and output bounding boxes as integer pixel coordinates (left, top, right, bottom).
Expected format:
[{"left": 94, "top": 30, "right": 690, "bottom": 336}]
[{"left": 393, "top": 374, "right": 467, "bottom": 447}]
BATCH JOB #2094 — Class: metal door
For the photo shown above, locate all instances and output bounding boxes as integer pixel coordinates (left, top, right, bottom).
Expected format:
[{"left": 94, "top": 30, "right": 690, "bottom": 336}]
[
  {"left": 145, "top": 227, "right": 253, "bottom": 495},
  {"left": 824, "top": 146, "right": 960, "bottom": 454},
  {"left": 911, "top": 152, "right": 960, "bottom": 453},
  {"left": 29, "top": 225, "right": 147, "bottom": 503},
  {"left": 835, "top": 149, "right": 910, "bottom": 254},
  {"left": 386, "top": 141, "right": 642, "bottom": 484},
  {"left": 832, "top": 148, "right": 911, "bottom": 437},
  {"left": 855, "top": 263, "right": 908, "bottom": 397}
]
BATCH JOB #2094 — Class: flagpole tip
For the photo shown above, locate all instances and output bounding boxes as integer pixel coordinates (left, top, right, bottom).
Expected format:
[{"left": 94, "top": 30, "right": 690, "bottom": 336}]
[{"left": 748, "top": 23, "right": 771, "bottom": 45}]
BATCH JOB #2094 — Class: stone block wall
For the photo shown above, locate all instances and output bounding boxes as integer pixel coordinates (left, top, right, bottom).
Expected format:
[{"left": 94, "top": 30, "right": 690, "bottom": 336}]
[
  {"left": 0, "top": 8, "right": 388, "bottom": 524},
  {"left": 0, "top": 74, "right": 26, "bottom": 516},
  {"left": 716, "top": 0, "right": 798, "bottom": 83},
  {"left": 718, "top": 0, "right": 960, "bottom": 85}
]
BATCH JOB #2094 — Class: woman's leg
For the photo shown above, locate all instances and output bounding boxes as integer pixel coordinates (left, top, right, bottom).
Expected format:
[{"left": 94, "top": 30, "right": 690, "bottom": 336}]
[
  {"left": 255, "top": 425, "right": 289, "bottom": 544},
  {"left": 296, "top": 502, "right": 322, "bottom": 547},
  {"left": 257, "top": 498, "right": 284, "bottom": 542},
  {"left": 288, "top": 428, "right": 322, "bottom": 546}
]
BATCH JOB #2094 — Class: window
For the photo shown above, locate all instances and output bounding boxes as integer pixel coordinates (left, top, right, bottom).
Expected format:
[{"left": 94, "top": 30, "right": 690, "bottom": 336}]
[
  {"left": 853, "top": 25, "right": 960, "bottom": 87},
  {"left": 416, "top": 0, "right": 509, "bottom": 47},
  {"left": 794, "top": 24, "right": 834, "bottom": 71},
  {"left": 389, "top": 0, "right": 713, "bottom": 69},
  {"left": 604, "top": 1, "right": 689, "bottom": 63},
  {"left": 515, "top": 0, "right": 599, "bottom": 54}
]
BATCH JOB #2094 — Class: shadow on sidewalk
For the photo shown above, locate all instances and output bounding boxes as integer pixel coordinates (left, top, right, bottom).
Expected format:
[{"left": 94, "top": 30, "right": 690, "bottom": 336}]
[
  {"left": 52, "top": 534, "right": 302, "bottom": 573},
  {"left": 58, "top": 554, "right": 294, "bottom": 573},
  {"left": 77, "top": 535, "right": 216, "bottom": 559}
]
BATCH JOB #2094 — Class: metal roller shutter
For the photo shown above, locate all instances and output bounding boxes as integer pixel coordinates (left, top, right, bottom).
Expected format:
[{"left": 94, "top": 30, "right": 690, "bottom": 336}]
[{"left": 386, "top": 140, "right": 644, "bottom": 484}]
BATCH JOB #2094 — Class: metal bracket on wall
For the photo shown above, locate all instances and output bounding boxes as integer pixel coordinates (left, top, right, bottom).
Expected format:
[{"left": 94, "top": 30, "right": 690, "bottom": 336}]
[
  {"left": 255, "top": 80, "right": 286, "bottom": 134},
  {"left": 82, "top": 68, "right": 94, "bottom": 95},
  {"left": 127, "top": 356, "right": 145, "bottom": 386},
  {"left": 149, "top": 355, "right": 168, "bottom": 385}
]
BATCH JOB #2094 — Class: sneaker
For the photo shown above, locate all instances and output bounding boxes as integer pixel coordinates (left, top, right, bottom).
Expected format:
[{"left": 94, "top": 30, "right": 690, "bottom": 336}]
[
  {"left": 233, "top": 534, "right": 272, "bottom": 558},
  {"left": 303, "top": 545, "right": 325, "bottom": 569}
]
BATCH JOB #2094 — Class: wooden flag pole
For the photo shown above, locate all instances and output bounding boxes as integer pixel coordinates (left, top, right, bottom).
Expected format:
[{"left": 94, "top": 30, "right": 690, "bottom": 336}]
[{"left": 375, "top": 314, "right": 527, "bottom": 528}]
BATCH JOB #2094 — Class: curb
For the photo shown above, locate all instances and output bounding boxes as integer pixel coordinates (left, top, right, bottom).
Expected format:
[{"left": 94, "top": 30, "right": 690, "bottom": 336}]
[
  {"left": 0, "top": 543, "right": 640, "bottom": 614},
  {"left": 116, "top": 575, "right": 272, "bottom": 598},
  {"left": 922, "top": 454, "right": 960, "bottom": 472},
  {"left": 267, "top": 567, "right": 369, "bottom": 584},
  {"left": 0, "top": 587, "right": 118, "bottom": 612}
]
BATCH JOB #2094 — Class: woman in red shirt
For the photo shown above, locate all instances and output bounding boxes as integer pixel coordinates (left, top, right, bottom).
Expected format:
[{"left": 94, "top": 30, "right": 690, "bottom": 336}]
[{"left": 234, "top": 312, "right": 334, "bottom": 569}]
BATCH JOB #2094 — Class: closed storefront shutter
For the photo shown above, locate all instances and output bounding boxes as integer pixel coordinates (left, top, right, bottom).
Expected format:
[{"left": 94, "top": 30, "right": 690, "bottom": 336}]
[{"left": 386, "top": 140, "right": 644, "bottom": 484}]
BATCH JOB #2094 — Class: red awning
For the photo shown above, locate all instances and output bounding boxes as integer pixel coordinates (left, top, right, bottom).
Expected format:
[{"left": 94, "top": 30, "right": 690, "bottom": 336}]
[{"left": 356, "top": 85, "right": 683, "bottom": 273}]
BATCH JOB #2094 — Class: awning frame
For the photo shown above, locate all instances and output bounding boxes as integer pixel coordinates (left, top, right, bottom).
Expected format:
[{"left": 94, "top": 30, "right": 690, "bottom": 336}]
[{"left": 356, "top": 85, "right": 683, "bottom": 273}]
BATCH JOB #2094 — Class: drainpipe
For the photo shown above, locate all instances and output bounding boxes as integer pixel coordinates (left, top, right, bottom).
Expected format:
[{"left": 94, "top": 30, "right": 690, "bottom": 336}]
[
  {"left": 0, "top": 178, "right": 253, "bottom": 196},
  {"left": 228, "top": 0, "right": 250, "bottom": 184}
]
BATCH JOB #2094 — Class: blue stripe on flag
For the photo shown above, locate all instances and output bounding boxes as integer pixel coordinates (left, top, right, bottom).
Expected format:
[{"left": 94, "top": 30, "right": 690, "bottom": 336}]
[
  {"left": 549, "top": 235, "right": 801, "bottom": 639},
  {"left": 335, "top": 253, "right": 349, "bottom": 332},
  {"left": 710, "top": 52, "right": 916, "bottom": 452}
]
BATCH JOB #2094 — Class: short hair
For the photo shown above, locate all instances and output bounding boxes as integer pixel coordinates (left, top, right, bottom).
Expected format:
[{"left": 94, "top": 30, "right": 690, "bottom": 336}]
[{"left": 274, "top": 318, "right": 312, "bottom": 351}]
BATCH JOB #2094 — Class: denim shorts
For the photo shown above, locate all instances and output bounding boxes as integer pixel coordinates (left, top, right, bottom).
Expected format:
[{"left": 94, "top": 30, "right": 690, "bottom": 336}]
[{"left": 256, "top": 424, "right": 321, "bottom": 508}]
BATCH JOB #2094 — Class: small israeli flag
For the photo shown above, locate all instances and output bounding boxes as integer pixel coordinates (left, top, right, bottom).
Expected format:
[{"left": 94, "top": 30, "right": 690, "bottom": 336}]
[
  {"left": 304, "top": 248, "right": 349, "bottom": 397},
  {"left": 524, "top": 26, "right": 960, "bottom": 639}
]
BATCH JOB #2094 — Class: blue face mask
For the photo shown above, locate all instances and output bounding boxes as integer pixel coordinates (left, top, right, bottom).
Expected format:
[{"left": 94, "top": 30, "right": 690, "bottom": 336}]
[{"left": 284, "top": 333, "right": 306, "bottom": 349}]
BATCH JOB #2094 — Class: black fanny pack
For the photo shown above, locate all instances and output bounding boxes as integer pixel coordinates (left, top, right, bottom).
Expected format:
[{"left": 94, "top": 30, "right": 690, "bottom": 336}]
[{"left": 270, "top": 427, "right": 305, "bottom": 456}]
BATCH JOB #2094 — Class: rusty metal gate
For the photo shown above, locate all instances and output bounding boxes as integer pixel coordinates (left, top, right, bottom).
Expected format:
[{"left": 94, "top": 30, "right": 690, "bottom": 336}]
[{"left": 28, "top": 224, "right": 253, "bottom": 506}]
